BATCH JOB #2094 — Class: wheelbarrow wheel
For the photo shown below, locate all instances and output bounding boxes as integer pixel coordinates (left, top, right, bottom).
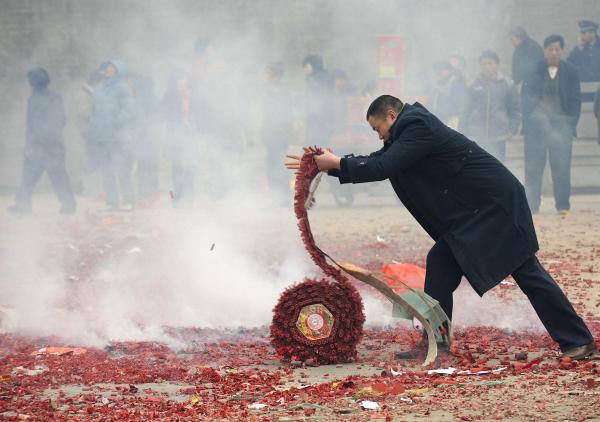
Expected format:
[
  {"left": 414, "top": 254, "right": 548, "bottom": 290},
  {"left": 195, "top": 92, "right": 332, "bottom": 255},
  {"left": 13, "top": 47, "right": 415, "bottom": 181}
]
[{"left": 271, "top": 278, "right": 365, "bottom": 364}]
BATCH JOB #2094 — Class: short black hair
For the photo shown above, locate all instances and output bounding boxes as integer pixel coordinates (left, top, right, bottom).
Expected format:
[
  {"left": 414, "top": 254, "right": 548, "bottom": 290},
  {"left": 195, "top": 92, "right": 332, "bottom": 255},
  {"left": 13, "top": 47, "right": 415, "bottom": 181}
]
[
  {"left": 366, "top": 95, "right": 404, "bottom": 119},
  {"left": 509, "top": 26, "right": 527, "bottom": 39},
  {"left": 544, "top": 34, "right": 564, "bottom": 49},
  {"left": 479, "top": 49, "right": 500, "bottom": 63}
]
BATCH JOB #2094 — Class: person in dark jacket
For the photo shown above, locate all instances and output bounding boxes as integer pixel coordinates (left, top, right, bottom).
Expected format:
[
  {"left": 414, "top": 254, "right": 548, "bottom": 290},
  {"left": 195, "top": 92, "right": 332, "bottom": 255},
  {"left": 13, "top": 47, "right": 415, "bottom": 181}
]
[
  {"left": 302, "top": 54, "right": 334, "bottom": 145},
  {"left": 510, "top": 27, "right": 545, "bottom": 85},
  {"left": 567, "top": 20, "right": 600, "bottom": 82},
  {"left": 331, "top": 68, "right": 357, "bottom": 136},
  {"left": 429, "top": 61, "right": 466, "bottom": 129},
  {"left": 129, "top": 73, "right": 160, "bottom": 199},
  {"left": 89, "top": 60, "right": 135, "bottom": 211},
  {"left": 261, "top": 62, "right": 293, "bottom": 203},
  {"left": 286, "top": 94, "right": 596, "bottom": 360},
  {"left": 594, "top": 85, "right": 600, "bottom": 143},
  {"left": 460, "top": 50, "right": 521, "bottom": 163},
  {"left": 522, "top": 35, "right": 582, "bottom": 214},
  {"left": 8, "top": 67, "right": 76, "bottom": 214},
  {"left": 160, "top": 70, "right": 196, "bottom": 205}
]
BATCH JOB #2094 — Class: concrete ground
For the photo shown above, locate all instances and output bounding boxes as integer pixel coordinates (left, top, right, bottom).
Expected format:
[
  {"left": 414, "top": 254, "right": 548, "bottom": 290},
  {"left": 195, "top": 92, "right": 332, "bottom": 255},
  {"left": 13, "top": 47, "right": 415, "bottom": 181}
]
[{"left": 0, "top": 190, "right": 599, "bottom": 420}]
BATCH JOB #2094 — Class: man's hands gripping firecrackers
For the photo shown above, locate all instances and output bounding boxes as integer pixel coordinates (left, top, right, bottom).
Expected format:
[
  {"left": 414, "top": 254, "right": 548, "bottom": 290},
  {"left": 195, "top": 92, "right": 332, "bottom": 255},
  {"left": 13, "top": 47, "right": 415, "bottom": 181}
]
[{"left": 285, "top": 147, "right": 341, "bottom": 172}]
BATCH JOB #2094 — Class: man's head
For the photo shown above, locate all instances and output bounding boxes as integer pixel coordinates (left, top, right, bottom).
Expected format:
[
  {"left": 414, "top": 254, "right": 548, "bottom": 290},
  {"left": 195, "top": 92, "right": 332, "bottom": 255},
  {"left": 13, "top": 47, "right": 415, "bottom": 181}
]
[
  {"left": 27, "top": 67, "right": 50, "bottom": 89},
  {"left": 543, "top": 34, "right": 564, "bottom": 67},
  {"left": 579, "top": 20, "right": 598, "bottom": 45},
  {"left": 448, "top": 54, "right": 466, "bottom": 72},
  {"left": 509, "top": 26, "right": 527, "bottom": 47},
  {"left": 479, "top": 50, "right": 500, "bottom": 81},
  {"left": 302, "top": 54, "right": 324, "bottom": 76},
  {"left": 366, "top": 95, "right": 404, "bottom": 142},
  {"left": 332, "top": 68, "right": 348, "bottom": 91}
]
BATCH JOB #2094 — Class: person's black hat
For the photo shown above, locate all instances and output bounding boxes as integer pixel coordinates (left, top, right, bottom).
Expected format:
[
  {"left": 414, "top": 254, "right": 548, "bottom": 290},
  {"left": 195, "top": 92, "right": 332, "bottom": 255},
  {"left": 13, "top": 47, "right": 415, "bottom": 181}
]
[
  {"left": 509, "top": 26, "right": 527, "bottom": 39},
  {"left": 27, "top": 67, "right": 50, "bottom": 88},
  {"left": 302, "top": 54, "right": 324, "bottom": 72},
  {"left": 579, "top": 20, "right": 598, "bottom": 33}
]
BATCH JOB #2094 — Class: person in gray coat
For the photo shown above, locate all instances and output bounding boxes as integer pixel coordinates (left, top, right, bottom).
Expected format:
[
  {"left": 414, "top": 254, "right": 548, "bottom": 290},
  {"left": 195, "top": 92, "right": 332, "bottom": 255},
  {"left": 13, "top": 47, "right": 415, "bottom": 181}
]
[
  {"left": 89, "top": 60, "right": 135, "bottom": 210},
  {"left": 8, "top": 67, "right": 76, "bottom": 214},
  {"left": 460, "top": 50, "right": 521, "bottom": 163},
  {"left": 594, "top": 85, "right": 600, "bottom": 144}
]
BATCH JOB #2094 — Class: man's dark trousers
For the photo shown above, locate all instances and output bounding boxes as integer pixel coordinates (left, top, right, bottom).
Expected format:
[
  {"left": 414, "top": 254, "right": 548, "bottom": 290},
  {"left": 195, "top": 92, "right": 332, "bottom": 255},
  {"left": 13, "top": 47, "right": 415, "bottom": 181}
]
[
  {"left": 15, "top": 144, "right": 75, "bottom": 211},
  {"left": 424, "top": 239, "right": 593, "bottom": 352},
  {"left": 524, "top": 113, "right": 573, "bottom": 212}
]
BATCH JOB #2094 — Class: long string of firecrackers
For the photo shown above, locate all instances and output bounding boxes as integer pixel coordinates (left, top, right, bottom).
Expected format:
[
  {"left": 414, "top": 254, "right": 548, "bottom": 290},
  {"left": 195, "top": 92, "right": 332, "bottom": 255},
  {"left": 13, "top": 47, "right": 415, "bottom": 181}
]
[{"left": 270, "top": 148, "right": 365, "bottom": 364}]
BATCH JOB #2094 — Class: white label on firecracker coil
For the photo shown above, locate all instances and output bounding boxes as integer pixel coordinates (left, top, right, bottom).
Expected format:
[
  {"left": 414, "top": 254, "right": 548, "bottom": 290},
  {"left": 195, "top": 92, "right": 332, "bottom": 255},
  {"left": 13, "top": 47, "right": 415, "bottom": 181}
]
[{"left": 307, "top": 313, "right": 325, "bottom": 331}]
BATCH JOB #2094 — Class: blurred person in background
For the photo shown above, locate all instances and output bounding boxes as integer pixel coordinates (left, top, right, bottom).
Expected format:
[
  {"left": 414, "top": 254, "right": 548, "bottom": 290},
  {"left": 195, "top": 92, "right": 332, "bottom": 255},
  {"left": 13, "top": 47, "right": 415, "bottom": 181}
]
[
  {"left": 567, "top": 20, "right": 600, "bottom": 82},
  {"left": 89, "top": 60, "right": 135, "bottom": 211},
  {"left": 190, "top": 37, "right": 238, "bottom": 199},
  {"left": 261, "top": 62, "right": 293, "bottom": 204},
  {"left": 79, "top": 69, "right": 105, "bottom": 174},
  {"left": 161, "top": 70, "right": 196, "bottom": 206},
  {"left": 302, "top": 54, "right": 334, "bottom": 145},
  {"left": 8, "top": 67, "right": 76, "bottom": 214},
  {"left": 594, "top": 85, "right": 600, "bottom": 144},
  {"left": 460, "top": 50, "right": 521, "bottom": 163},
  {"left": 129, "top": 73, "right": 160, "bottom": 200},
  {"left": 331, "top": 68, "right": 357, "bottom": 136},
  {"left": 522, "top": 35, "right": 581, "bottom": 215},
  {"left": 510, "top": 26, "right": 544, "bottom": 86},
  {"left": 448, "top": 54, "right": 467, "bottom": 84},
  {"left": 430, "top": 60, "right": 466, "bottom": 129}
]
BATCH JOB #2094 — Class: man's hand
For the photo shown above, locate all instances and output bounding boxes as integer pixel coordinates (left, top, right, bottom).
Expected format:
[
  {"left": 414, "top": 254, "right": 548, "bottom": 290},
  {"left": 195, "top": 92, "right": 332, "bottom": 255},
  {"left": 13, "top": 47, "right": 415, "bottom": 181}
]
[
  {"left": 314, "top": 149, "right": 341, "bottom": 171},
  {"left": 285, "top": 147, "right": 341, "bottom": 172}
]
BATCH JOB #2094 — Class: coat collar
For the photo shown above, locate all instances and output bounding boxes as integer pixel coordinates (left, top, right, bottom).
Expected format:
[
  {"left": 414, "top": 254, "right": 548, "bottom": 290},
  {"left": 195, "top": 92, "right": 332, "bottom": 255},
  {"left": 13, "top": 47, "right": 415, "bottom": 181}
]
[{"left": 389, "top": 102, "right": 426, "bottom": 142}]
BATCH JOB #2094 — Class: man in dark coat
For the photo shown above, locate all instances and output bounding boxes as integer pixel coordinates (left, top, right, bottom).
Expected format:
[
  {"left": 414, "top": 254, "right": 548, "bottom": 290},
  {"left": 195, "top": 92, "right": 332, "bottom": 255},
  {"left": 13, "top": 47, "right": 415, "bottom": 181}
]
[
  {"left": 302, "top": 54, "right": 334, "bottom": 145},
  {"left": 567, "top": 20, "right": 600, "bottom": 82},
  {"left": 286, "top": 94, "right": 595, "bottom": 359},
  {"left": 522, "top": 34, "right": 581, "bottom": 214},
  {"left": 8, "top": 67, "right": 76, "bottom": 214},
  {"left": 510, "top": 27, "right": 545, "bottom": 85},
  {"left": 89, "top": 60, "right": 135, "bottom": 210}
]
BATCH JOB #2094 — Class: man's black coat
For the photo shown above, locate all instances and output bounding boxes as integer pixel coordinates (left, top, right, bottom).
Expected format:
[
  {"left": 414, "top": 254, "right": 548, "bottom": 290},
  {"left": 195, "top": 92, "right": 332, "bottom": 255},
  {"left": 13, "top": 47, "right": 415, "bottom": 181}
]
[
  {"left": 521, "top": 59, "right": 582, "bottom": 137},
  {"left": 329, "top": 103, "right": 539, "bottom": 296}
]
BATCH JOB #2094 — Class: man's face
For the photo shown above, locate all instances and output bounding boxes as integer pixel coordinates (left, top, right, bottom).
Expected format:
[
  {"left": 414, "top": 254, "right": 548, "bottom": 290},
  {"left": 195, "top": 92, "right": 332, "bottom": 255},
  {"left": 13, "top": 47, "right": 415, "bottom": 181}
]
[
  {"left": 367, "top": 110, "right": 397, "bottom": 142},
  {"left": 510, "top": 35, "right": 521, "bottom": 47},
  {"left": 303, "top": 63, "right": 313, "bottom": 76},
  {"left": 334, "top": 77, "right": 346, "bottom": 91},
  {"left": 581, "top": 30, "right": 597, "bottom": 45},
  {"left": 479, "top": 58, "right": 498, "bottom": 81},
  {"left": 544, "top": 42, "right": 563, "bottom": 66},
  {"left": 104, "top": 64, "right": 117, "bottom": 78}
]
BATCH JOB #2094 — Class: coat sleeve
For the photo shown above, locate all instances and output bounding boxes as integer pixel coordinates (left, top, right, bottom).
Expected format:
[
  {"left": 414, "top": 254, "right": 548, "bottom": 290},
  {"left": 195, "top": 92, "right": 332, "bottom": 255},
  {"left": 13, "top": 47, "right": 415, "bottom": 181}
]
[
  {"left": 567, "top": 67, "right": 582, "bottom": 134},
  {"left": 25, "top": 98, "right": 33, "bottom": 146},
  {"left": 337, "top": 121, "right": 436, "bottom": 184},
  {"left": 506, "top": 80, "right": 522, "bottom": 135},
  {"left": 116, "top": 84, "right": 135, "bottom": 129},
  {"left": 594, "top": 87, "right": 600, "bottom": 118},
  {"left": 327, "top": 147, "right": 386, "bottom": 184},
  {"left": 458, "top": 85, "right": 473, "bottom": 133}
]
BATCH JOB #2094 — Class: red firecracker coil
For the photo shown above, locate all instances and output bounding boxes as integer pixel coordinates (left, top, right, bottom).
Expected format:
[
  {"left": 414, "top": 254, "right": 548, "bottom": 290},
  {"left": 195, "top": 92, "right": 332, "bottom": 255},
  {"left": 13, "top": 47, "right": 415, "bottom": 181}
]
[{"left": 271, "top": 148, "right": 365, "bottom": 364}]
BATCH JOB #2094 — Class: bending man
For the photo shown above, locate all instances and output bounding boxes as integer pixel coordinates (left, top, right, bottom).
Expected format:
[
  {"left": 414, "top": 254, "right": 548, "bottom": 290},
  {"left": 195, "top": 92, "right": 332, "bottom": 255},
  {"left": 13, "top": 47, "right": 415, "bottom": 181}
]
[{"left": 286, "top": 95, "right": 595, "bottom": 359}]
